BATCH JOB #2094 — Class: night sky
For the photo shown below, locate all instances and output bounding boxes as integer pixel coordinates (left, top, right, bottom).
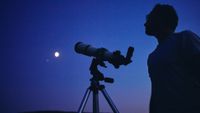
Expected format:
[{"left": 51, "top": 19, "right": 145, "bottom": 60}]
[{"left": 1, "top": 0, "right": 200, "bottom": 113}]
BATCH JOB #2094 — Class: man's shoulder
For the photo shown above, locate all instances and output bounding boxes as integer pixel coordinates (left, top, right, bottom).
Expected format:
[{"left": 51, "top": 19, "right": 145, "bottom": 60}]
[
  {"left": 175, "top": 30, "right": 200, "bottom": 41},
  {"left": 180, "top": 30, "right": 193, "bottom": 34},
  {"left": 176, "top": 30, "right": 199, "bottom": 37}
]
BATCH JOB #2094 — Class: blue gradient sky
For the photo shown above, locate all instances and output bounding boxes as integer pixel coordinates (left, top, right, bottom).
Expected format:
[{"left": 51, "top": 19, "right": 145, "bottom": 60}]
[{"left": 1, "top": 0, "right": 200, "bottom": 113}]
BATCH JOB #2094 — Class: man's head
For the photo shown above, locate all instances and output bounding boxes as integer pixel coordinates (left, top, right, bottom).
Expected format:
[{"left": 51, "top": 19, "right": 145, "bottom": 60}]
[{"left": 144, "top": 4, "right": 178, "bottom": 36}]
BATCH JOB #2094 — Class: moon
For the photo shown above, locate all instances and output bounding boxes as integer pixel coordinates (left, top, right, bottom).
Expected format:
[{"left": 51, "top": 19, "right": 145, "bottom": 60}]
[{"left": 54, "top": 51, "right": 60, "bottom": 58}]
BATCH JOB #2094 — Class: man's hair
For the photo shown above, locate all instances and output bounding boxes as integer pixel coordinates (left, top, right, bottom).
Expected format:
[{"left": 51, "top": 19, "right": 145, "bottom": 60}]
[{"left": 150, "top": 4, "right": 178, "bottom": 31}]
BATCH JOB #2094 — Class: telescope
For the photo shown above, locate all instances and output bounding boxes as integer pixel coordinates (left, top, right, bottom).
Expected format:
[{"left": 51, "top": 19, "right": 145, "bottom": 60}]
[
  {"left": 75, "top": 42, "right": 134, "bottom": 68},
  {"left": 75, "top": 42, "right": 134, "bottom": 113}
]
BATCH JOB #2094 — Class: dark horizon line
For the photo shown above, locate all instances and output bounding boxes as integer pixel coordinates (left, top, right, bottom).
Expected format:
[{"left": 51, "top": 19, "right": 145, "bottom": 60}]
[{"left": 22, "top": 111, "right": 112, "bottom": 113}]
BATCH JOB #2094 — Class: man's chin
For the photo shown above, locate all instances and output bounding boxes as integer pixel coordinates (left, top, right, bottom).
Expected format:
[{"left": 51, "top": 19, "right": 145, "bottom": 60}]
[{"left": 145, "top": 30, "right": 154, "bottom": 36}]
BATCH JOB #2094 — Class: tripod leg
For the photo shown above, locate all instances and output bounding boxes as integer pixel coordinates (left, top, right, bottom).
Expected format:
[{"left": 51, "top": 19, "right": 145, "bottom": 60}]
[
  {"left": 78, "top": 88, "right": 91, "bottom": 113},
  {"left": 101, "top": 89, "right": 120, "bottom": 113},
  {"left": 93, "top": 89, "right": 100, "bottom": 113}
]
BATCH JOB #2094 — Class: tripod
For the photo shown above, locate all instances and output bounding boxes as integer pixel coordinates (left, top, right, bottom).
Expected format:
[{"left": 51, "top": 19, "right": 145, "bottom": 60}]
[{"left": 77, "top": 58, "right": 120, "bottom": 113}]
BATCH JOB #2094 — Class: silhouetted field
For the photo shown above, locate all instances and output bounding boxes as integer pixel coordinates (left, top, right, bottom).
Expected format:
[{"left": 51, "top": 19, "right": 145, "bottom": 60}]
[
  {"left": 22, "top": 111, "right": 111, "bottom": 113},
  {"left": 22, "top": 111, "right": 72, "bottom": 113}
]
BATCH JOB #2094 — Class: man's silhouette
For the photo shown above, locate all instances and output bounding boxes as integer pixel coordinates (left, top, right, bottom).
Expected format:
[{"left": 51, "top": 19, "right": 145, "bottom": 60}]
[{"left": 145, "top": 4, "right": 200, "bottom": 113}]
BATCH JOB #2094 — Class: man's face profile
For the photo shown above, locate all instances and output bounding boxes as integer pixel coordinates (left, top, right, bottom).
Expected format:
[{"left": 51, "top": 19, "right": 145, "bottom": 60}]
[
  {"left": 144, "top": 13, "right": 158, "bottom": 36},
  {"left": 144, "top": 4, "right": 178, "bottom": 37}
]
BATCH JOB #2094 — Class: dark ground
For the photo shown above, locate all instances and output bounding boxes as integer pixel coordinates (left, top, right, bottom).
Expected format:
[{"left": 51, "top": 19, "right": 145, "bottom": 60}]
[
  {"left": 22, "top": 111, "right": 75, "bottom": 113},
  {"left": 22, "top": 111, "right": 111, "bottom": 113}
]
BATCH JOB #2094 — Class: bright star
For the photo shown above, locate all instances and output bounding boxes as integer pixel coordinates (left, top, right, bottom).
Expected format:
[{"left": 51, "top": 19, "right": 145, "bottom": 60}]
[{"left": 54, "top": 51, "right": 60, "bottom": 58}]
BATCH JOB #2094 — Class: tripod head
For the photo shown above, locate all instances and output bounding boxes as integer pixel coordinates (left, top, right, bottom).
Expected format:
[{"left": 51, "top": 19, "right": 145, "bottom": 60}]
[{"left": 90, "top": 58, "right": 114, "bottom": 83}]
